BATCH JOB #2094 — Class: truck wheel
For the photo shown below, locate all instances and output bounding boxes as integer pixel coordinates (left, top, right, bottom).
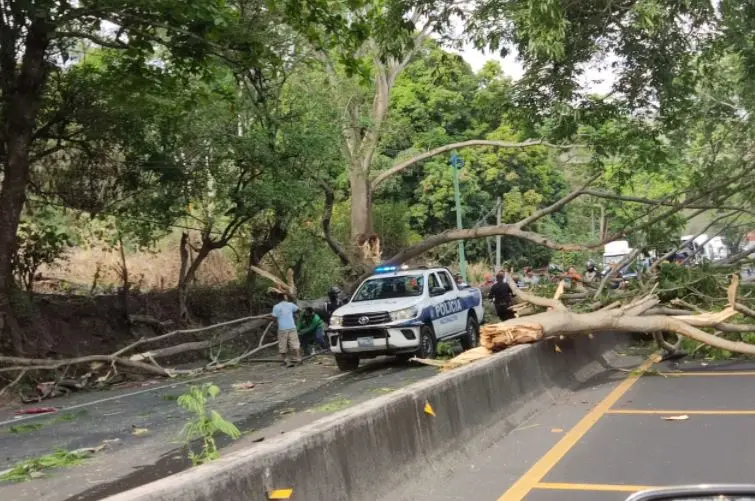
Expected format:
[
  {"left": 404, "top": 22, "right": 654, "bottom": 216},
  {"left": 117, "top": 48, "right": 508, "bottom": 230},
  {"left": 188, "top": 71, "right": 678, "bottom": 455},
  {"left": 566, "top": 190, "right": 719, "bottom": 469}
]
[
  {"left": 416, "top": 325, "right": 437, "bottom": 359},
  {"left": 335, "top": 354, "right": 360, "bottom": 372},
  {"left": 460, "top": 314, "right": 479, "bottom": 351}
]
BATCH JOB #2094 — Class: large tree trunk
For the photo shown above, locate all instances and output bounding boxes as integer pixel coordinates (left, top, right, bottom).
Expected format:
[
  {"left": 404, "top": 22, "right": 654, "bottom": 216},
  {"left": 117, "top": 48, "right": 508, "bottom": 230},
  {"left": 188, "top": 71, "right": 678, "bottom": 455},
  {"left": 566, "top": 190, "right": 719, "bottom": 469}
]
[
  {"left": 177, "top": 235, "right": 212, "bottom": 322},
  {"left": 0, "top": 19, "right": 51, "bottom": 354},
  {"left": 245, "top": 218, "right": 288, "bottom": 311},
  {"left": 349, "top": 164, "right": 373, "bottom": 241}
]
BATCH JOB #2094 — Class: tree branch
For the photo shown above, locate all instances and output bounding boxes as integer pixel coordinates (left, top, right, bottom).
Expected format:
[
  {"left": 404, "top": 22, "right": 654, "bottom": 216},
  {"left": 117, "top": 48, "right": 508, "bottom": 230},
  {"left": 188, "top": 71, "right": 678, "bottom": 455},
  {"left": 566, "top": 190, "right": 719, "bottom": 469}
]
[
  {"left": 583, "top": 190, "right": 755, "bottom": 217},
  {"left": 508, "top": 275, "right": 567, "bottom": 311},
  {"left": 321, "top": 185, "right": 351, "bottom": 266},
  {"left": 52, "top": 31, "right": 128, "bottom": 49},
  {"left": 371, "top": 139, "right": 581, "bottom": 192},
  {"left": 516, "top": 173, "right": 600, "bottom": 228},
  {"left": 593, "top": 248, "right": 641, "bottom": 299},
  {"left": 385, "top": 224, "right": 584, "bottom": 265}
]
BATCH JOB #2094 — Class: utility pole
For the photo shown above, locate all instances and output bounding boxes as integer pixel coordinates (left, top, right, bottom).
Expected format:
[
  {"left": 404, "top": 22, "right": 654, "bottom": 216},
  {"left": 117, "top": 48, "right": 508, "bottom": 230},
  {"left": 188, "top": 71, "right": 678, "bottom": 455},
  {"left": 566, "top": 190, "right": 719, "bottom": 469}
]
[
  {"left": 450, "top": 152, "right": 467, "bottom": 281},
  {"left": 495, "top": 196, "right": 502, "bottom": 272}
]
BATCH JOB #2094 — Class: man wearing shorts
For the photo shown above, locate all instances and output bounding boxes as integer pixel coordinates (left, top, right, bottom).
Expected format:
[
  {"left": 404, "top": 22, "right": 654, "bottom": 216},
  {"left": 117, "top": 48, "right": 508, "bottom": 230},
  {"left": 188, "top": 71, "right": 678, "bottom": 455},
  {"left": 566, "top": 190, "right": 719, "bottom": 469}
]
[{"left": 270, "top": 293, "right": 301, "bottom": 367}]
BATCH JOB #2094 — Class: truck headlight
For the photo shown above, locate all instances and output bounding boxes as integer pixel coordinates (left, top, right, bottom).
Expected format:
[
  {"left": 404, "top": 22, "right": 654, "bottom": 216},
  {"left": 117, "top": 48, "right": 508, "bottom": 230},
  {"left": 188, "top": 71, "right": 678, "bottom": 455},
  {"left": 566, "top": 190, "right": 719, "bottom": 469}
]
[
  {"left": 390, "top": 306, "right": 418, "bottom": 321},
  {"left": 330, "top": 315, "right": 343, "bottom": 327}
]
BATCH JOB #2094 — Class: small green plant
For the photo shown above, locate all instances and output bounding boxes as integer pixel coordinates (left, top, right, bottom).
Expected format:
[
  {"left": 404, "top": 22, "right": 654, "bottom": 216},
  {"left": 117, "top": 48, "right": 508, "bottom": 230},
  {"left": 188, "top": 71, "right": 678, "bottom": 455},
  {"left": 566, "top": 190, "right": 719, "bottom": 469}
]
[
  {"left": 8, "top": 423, "right": 44, "bottom": 434},
  {"left": 162, "top": 393, "right": 180, "bottom": 401},
  {"left": 436, "top": 341, "right": 455, "bottom": 360},
  {"left": 177, "top": 383, "right": 240, "bottom": 466},
  {"left": 1, "top": 449, "right": 89, "bottom": 482}
]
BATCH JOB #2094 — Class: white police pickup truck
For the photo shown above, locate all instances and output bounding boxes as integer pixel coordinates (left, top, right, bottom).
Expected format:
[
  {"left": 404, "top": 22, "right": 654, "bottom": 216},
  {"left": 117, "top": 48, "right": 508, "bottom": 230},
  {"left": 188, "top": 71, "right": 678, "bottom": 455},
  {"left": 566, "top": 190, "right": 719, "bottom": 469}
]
[{"left": 327, "top": 266, "right": 485, "bottom": 371}]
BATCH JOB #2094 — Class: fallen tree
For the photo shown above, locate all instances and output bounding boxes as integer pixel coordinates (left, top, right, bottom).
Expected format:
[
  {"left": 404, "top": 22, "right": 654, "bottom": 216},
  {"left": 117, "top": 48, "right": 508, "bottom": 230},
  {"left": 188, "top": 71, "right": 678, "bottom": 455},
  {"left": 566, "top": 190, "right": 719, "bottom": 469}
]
[
  {"left": 415, "top": 274, "right": 755, "bottom": 371},
  {"left": 0, "top": 314, "right": 276, "bottom": 398}
]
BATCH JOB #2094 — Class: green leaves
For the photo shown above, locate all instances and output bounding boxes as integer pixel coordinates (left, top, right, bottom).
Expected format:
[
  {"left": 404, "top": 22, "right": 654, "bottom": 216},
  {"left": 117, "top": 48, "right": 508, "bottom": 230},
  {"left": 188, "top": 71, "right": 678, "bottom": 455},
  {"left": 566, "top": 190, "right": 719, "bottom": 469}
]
[
  {"left": 176, "top": 383, "right": 239, "bottom": 465},
  {"left": 13, "top": 207, "right": 72, "bottom": 292}
]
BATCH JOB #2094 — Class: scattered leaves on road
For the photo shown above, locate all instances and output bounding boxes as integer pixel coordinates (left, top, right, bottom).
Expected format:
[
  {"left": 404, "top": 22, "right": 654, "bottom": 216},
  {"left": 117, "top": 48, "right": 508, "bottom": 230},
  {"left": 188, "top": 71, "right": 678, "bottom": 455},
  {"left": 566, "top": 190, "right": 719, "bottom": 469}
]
[
  {"left": 312, "top": 398, "right": 351, "bottom": 413},
  {"left": 8, "top": 423, "right": 44, "bottom": 434},
  {"left": 131, "top": 426, "right": 151, "bottom": 436},
  {"left": 554, "top": 345, "right": 562, "bottom": 353},
  {"left": 268, "top": 488, "right": 293, "bottom": 499},
  {"left": 372, "top": 387, "right": 395, "bottom": 394},
  {"left": 0, "top": 449, "right": 90, "bottom": 482},
  {"left": 424, "top": 401, "right": 436, "bottom": 417},
  {"left": 232, "top": 382, "right": 257, "bottom": 391},
  {"left": 662, "top": 415, "right": 689, "bottom": 421}
]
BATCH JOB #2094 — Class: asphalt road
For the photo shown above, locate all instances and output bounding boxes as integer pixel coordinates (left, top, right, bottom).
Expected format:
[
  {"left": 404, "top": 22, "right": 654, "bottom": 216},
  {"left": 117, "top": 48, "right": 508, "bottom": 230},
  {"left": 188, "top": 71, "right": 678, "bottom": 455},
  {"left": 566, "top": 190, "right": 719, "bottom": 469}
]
[
  {"left": 403, "top": 355, "right": 755, "bottom": 501},
  {"left": 0, "top": 352, "right": 435, "bottom": 501}
]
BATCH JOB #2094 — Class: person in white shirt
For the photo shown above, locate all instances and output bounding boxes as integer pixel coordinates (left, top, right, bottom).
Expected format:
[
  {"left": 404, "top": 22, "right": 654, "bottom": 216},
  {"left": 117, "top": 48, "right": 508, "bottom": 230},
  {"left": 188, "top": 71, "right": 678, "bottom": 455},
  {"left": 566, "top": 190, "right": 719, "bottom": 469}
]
[{"left": 269, "top": 293, "right": 301, "bottom": 367}]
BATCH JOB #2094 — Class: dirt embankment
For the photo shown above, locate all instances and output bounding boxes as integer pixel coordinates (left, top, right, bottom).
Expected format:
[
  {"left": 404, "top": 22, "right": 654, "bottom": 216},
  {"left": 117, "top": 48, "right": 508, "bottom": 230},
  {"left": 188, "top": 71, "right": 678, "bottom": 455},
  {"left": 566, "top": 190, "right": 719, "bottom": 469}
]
[{"left": 13, "top": 285, "right": 272, "bottom": 359}]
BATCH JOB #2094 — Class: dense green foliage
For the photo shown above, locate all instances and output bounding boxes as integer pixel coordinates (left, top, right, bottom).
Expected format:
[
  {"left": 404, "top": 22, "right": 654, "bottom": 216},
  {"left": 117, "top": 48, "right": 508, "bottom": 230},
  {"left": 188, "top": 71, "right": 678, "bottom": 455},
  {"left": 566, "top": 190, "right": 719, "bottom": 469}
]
[{"left": 1, "top": 0, "right": 753, "bottom": 310}]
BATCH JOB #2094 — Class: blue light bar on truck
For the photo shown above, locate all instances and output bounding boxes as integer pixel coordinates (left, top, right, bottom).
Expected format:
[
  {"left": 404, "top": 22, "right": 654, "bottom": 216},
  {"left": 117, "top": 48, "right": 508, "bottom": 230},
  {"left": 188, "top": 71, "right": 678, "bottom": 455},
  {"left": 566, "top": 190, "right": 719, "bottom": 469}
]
[{"left": 373, "top": 264, "right": 410, "bottom": 273}]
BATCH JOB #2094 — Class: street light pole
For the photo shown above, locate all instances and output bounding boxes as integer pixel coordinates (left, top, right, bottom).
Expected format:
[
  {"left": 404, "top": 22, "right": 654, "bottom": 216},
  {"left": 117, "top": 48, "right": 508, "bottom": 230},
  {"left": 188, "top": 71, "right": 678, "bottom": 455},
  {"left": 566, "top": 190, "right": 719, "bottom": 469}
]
[{"left": 450, "top": 151, "right": 467, "bottom": 282}]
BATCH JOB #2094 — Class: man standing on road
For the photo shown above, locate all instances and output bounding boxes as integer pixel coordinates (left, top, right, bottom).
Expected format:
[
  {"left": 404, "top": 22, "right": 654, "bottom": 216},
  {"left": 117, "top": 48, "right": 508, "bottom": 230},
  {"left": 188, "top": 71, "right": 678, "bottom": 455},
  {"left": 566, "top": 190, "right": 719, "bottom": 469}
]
[
  {"left": 270, "top": 293, "right": 301, "bottom": 367},
  {"left": 323, "top": 286, "right": 343, "bottom": 324},
  {"left": 489, "top": 271, "right": 515, "bottom": 321}
]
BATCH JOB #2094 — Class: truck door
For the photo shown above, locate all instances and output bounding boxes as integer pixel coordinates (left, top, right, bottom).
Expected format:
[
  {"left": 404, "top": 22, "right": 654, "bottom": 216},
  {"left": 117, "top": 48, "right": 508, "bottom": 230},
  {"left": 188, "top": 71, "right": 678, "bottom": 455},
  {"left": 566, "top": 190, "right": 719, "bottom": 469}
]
[
  {"left": 426, "top": 272, "right": 449, "bottom": 338},
  {"left": 437, "top": 270, "right": 466, "bottom": 334}
]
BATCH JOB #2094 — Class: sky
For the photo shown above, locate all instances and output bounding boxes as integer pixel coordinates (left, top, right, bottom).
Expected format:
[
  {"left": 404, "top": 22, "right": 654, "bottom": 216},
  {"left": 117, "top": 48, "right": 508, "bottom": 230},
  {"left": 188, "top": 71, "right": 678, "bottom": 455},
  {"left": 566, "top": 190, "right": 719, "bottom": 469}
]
[{"left": 455, "top": 44, "right": 616, "bottom": 95}]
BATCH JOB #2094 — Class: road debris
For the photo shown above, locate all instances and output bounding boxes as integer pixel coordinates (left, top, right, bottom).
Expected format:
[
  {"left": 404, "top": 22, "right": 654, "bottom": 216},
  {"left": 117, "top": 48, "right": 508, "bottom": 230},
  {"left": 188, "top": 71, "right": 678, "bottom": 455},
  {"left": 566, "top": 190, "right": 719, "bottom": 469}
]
[
  {"left": 232, "top": 382, "right": 257, "bottom": 391},
  {"left": 424, "top": 401, "right": 436, "bottom": 417},
  {"left": 662, "top": 415, "right": 689, "bottom": 421},
  {"left": 131, "top": 426, "right": 151, "bottom": 436},
  {"left": 16, "top": 407, "right": 57, "bottom": 415},
  {"left": 268, "top": 488, "right": 293, "bottom": 499}
]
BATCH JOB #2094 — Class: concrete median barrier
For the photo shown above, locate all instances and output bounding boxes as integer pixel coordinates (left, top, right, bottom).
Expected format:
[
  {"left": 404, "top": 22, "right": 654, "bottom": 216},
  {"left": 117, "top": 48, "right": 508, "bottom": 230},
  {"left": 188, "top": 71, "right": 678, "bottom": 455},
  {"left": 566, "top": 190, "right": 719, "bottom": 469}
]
[{"left": 104, "top": 333, "right": 623, "bottom": 501}]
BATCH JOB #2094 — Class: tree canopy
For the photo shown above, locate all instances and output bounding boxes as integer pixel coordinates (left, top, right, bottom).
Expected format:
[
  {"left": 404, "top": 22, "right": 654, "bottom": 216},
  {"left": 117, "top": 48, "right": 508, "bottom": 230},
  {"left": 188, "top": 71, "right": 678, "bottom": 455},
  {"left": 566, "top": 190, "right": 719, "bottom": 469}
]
[{"left": 0, "top": 0, "right": 753, "bottom": 356}]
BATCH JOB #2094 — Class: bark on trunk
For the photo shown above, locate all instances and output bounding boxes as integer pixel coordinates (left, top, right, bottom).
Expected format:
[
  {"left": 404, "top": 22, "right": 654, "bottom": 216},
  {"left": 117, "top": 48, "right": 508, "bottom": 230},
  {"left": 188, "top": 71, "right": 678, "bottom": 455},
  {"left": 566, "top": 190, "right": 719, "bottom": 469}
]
[
  {"left": 0, "top": 19, "right": 51, "bottom": 354},
  {"left": 178, "top": 236, "right": 212, "bottom": 322},
  {"left": 349, "top": 168, "right": 373, "bottom": 241},
  {"left": 245, "top": 219, "right": 288, "bottom": 311},
  {"left": 117, "top": 232, "right": 131, "bottom": 331}
]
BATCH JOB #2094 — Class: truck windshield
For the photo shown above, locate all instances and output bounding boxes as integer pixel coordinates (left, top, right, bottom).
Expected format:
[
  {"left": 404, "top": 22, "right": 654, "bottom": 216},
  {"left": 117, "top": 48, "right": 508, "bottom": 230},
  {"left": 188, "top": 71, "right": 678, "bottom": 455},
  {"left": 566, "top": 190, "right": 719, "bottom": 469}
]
[{"left": 352, "top": 275, "right": 425, "bottom": 301}]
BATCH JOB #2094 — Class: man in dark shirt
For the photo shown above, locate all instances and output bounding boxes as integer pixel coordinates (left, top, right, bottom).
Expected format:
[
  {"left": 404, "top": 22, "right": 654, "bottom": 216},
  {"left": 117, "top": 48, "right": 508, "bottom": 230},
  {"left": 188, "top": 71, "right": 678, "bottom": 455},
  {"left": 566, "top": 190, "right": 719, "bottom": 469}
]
[
  {"left": 488, "top": 271, "right": 515, "bottom": 321},
  {"left": 323, "top": 286, "right": 343, "bottom": 324}
]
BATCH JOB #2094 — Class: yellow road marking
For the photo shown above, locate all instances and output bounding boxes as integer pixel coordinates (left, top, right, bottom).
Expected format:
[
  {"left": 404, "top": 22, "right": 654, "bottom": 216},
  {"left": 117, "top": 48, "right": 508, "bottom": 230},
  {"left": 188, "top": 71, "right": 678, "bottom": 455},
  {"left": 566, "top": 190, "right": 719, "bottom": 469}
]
[
  {"left": 607, "top": 409, "right": 755, "bottom": 415},
  {"left": 533, "top": 482, "right": 655, "bottom": 492},
  {"left": 659, "top": 371, "right": 755, "bottom": 376},
  {"left": 497, "top": 355, "right": 657, "bottom": 501}
]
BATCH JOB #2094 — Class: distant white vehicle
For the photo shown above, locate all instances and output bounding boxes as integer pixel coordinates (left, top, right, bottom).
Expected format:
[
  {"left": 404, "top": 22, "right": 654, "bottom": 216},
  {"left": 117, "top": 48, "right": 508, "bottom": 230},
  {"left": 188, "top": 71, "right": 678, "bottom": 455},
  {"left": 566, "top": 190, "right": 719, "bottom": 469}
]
[
  {"left": 680, "top": 234, "right": 729, "bottom": 263},
  {"left": 603, "top": 240, "right": 633, "bottom": 267}
]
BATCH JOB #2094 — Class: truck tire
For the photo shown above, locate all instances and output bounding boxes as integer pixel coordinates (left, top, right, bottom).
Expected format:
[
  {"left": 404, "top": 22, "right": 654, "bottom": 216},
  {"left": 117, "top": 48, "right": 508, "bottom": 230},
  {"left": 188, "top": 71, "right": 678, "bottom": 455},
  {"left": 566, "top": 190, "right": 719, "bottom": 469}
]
[
  {"left": 460, "top": 314, "right": 479, "bottom": 351},
  {"left": 416, "top": 325, "right": 437, "bottom": 359},
  {"left": 335, "top": 354, "right": 360, "bottom": 372}
]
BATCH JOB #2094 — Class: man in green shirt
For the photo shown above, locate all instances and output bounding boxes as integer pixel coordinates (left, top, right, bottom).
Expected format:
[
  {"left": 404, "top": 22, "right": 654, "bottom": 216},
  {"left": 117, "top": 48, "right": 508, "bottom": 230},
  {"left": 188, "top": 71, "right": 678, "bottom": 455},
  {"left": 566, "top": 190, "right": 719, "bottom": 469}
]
[{"left": 297, "top": 307, "right": 328, "bottom": 355}]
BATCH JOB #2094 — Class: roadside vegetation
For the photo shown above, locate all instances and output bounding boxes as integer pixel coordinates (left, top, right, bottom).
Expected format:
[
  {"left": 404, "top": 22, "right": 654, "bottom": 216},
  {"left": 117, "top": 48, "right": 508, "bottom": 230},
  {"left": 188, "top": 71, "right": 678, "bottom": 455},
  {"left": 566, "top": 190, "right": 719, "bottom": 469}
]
[{"left": 0, "top": 0, "right": 752, "bottom": 396}]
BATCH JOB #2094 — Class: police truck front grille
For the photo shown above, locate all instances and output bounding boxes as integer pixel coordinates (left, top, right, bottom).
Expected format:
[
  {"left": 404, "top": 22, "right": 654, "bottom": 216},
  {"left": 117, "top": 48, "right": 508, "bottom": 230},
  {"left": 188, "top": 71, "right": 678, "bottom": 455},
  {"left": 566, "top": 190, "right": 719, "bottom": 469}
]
[
  {"left": 340, "top": 329, "right": 388, "bottom": 341},
  {"left": 342, "top": 312, "right": 391, "bottom": 327}
]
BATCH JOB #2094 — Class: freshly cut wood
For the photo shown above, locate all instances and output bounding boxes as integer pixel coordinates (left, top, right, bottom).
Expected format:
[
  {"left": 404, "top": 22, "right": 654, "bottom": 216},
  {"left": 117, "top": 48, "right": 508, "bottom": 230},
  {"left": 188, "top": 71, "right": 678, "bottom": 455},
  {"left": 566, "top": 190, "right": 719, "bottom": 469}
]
[
  {"left": 480, "top": 322, "right": 544, "bottom": 351},
  {"left": 412, "top": 346, "right": 493, "bottom": 371}
]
